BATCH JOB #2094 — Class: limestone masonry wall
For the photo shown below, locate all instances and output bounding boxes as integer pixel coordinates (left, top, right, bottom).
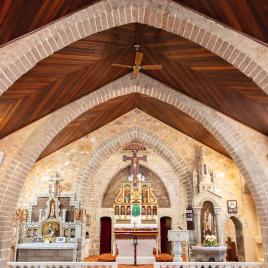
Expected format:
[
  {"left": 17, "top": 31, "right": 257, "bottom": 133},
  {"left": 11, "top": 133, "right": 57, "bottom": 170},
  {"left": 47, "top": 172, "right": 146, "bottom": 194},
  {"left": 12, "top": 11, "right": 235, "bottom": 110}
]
[{"left": 13, "top": 110, "right": 262, "bottom": 261}]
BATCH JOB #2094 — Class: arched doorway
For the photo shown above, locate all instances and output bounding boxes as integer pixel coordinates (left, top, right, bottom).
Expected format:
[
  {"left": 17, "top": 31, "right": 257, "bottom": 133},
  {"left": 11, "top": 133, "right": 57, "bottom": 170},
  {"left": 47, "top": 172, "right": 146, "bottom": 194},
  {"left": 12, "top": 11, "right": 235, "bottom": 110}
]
[
  {"left": 160, "top": 217, "right": 172, "bottom": 253},
  {"left": 100, "top": 217, "right": 112, "bottom": 254},
  {"left": 224, "top": 216, "right": 245, "bottom": 261}
]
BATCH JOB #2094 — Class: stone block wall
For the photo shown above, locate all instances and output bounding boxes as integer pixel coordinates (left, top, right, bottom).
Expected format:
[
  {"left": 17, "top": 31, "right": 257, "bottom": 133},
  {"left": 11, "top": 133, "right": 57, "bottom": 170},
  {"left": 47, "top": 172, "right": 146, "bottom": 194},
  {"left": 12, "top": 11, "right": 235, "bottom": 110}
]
[{"left": 13, "top": 110, "right": 262, "bottom": 261}]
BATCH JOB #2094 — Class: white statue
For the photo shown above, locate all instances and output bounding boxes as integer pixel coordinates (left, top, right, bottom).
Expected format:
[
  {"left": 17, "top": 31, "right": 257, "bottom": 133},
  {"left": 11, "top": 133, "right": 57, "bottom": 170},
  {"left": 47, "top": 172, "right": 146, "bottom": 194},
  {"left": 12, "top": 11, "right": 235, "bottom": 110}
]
[{"left": 203, "top": 208, "right": 213, "bottom": 234}]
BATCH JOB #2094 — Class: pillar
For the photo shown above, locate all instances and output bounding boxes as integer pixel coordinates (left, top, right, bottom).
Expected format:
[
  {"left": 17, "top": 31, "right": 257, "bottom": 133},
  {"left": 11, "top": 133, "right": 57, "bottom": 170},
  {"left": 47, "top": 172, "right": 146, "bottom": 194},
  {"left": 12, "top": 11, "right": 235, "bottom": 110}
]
[
  {"left": 215, "top": 208, "right": 223, "bottom": 245},
  {"left": 195, "top": 208, "right": 201, "bottom": 245}
]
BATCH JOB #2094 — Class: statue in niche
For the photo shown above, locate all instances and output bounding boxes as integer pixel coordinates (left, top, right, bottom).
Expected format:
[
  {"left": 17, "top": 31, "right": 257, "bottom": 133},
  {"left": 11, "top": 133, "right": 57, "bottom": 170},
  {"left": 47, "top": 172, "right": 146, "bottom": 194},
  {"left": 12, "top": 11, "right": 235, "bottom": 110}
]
[
  {"left": 124, "top": 186, "right": 131, "bottom": 204},
  {"left": 203, "top": 208, "right": 213, "bottom": 234},
  {"left": 126, "top": 206, "right": 131, "bottom": 215},
  {"left": 22, "top": 209, "right": 28, "bottom": 222},
  {"left": 121, "top": 206, "right": 125, "bottom": 215},
  {"left": 50, "top": 201, "right": 56, "bottom": 218},
  {"left": 147, "top": 206, "right": 151, "bottom": 215},
  {"left": 74, "top": 208, "right": 82, "bottom": 221},
  {"left": 142, "top": 185, "right": 148, "bottom": 204},
  {"left": 152, "top": 206, "right": 157, "bottom": 215},
  {"left": 141, "top": 206, "right": 146, "bottom": 215},
  {"left": 115, "top": 206, "right": 119, "bottom": 215}
]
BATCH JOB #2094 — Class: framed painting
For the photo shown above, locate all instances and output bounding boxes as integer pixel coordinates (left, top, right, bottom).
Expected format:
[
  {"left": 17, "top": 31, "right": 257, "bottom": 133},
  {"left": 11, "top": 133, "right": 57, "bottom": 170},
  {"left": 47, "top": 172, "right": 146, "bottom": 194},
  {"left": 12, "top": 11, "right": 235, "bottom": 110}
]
[{"left": 227, "top": 200, "right": 238, "bottom": 214}]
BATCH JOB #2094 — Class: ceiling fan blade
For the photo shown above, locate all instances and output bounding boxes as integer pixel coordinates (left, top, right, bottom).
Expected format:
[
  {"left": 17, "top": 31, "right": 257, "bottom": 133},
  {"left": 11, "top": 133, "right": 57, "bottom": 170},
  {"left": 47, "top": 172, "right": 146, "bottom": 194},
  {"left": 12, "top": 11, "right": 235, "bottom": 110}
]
[
  {"left": 142, "top": 65, "right": 162, "bottom": 70},
  {"left": 132, "top": 69, "right": 139, "bottom": 79},
  {"left": 135, "top": 51, "right": 143, "bottom": 66},
  {"left": 112, "top": 63, "right": 133, "bottom": 69}
]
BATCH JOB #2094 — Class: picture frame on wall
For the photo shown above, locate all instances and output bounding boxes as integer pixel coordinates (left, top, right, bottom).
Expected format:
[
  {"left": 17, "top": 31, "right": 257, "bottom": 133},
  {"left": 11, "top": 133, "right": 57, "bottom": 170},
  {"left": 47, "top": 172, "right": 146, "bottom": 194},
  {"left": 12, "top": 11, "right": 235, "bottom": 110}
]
[{"left": 227, "top": 200, "right": 238, "bottom": 214}]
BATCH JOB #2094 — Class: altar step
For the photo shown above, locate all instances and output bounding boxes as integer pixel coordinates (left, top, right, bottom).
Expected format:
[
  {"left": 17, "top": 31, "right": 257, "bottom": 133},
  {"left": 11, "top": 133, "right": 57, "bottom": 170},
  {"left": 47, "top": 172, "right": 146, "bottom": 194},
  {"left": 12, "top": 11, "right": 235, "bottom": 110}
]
[{"left": 119, "top": 265, "right": 152, "bottom": 268}]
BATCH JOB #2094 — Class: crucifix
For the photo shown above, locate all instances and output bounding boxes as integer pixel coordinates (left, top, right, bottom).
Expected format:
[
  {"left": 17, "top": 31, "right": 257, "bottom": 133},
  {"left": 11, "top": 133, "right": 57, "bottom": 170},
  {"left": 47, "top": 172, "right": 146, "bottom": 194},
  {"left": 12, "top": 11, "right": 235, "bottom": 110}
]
[
  {"left": 123, "top": 149, "right": 147, "bottom": 187},
  {"left": 48, "top": 172, "right": 63, "bottom": 198}
]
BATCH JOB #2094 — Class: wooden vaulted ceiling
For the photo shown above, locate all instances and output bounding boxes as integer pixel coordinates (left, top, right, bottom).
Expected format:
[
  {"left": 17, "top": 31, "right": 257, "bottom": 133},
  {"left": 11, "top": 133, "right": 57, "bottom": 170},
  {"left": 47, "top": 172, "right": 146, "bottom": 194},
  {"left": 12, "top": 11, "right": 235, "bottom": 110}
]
[
  {"left": 0, "top": 1, "right": 268, "bottom": 160},
  {"left": 174, "top": 0, "right": 268, "bottom": 44},
  {"left": 1, "top": 23, "right": 268, "bottom": 138},
  {"left": 0, "top": 0, "right": 98, "bottom": 46},
  {"left": 40, "top": 94, "right": 229, "bottom": 159},
  {"left": 0, "top": 0, "right": 267, "bottom": 46}
]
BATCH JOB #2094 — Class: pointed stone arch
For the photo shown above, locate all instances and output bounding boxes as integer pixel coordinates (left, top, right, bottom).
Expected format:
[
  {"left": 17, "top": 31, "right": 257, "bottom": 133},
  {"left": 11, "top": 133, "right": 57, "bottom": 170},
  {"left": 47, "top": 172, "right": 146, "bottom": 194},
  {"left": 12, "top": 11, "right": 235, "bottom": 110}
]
[
  {"left": 0, "top": 0, "right": 267, "bottom": 95},
  {"left": 1, "top": 74, "right": 267, "bottom": 266},
  {"left": 74, "top": 127, "right": 191, "bottom": 206}
]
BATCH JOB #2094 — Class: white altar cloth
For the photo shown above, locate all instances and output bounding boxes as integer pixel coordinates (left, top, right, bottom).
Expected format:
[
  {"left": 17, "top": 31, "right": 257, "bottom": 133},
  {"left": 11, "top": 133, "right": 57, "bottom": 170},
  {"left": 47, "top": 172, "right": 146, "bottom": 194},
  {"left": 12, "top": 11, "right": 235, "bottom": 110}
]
[{"left": 116, "top": 239, "right": 156, "bottom": 264}]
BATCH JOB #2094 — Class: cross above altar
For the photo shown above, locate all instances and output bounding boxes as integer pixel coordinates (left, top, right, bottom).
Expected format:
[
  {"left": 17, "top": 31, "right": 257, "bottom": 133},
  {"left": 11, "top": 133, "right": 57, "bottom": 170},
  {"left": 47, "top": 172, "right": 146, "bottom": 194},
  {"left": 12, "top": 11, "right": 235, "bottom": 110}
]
[
  {"left": 123, "top": 149, "right": 147, "bottom": 187},
  {"left": 48, "top": 172, "right": 63, "bottom": 198}
]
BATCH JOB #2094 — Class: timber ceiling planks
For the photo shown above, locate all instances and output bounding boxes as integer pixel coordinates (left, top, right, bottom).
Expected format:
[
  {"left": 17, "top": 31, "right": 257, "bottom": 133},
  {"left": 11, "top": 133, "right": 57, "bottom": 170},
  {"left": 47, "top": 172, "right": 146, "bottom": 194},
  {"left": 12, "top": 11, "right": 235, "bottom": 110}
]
[
  {"left": 39, "top": 94, "right": 230, "bottom": 159},
  {"left": 0, "top": 0, "right": 99, "bottom": 46},
  {"left": 0, "top": 1, "right": 267, "bottom": 45},
  {"left": 1, "top": 23, "right": 268, "bottom": 141},
  {"left": 174, "top": 0, "right": 268, "bottom": 44}
]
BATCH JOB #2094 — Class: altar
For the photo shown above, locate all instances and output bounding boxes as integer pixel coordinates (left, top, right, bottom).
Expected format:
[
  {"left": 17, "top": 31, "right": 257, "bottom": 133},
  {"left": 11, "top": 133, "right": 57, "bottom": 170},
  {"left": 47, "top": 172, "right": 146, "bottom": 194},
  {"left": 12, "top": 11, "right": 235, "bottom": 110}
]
[
  {"left": 14, "top": 173, "right": 82, "bottom": 262},
  {"left": 113, "top": 144, "right": 159, "bottom": 264},
  {"left": 114, "top": 227, "right": 158, "bottom": 264}
]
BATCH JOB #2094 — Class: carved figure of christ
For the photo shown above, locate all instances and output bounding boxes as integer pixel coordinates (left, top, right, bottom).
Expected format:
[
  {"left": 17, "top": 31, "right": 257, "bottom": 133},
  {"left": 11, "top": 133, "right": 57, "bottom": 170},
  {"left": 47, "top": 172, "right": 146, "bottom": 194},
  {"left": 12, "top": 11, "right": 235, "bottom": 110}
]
[{"left": 123, "top": 149, "right": 147, "bottom": 187}]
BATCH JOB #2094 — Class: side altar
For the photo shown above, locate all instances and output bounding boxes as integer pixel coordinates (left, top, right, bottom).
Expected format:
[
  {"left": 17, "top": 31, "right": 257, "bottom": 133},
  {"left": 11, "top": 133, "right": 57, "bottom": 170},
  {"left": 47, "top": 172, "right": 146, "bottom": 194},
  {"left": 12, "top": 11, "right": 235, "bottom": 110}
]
[
  {"left": 113, "top": 144, "right": 158, "bottom": 264},
  {"left": 14, "top": 173, "right": 83, "bottom": 262},
  {"left": 190, "top": 147, "right": 227, "bottom": 261}
]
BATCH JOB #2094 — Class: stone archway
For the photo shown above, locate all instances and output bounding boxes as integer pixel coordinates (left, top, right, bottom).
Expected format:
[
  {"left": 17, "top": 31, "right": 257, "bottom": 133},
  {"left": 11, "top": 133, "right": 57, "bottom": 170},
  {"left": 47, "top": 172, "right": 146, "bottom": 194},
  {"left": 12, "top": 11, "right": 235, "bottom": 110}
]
[
  {"left": 102, "top": 165, "right": 171, "bottom": 208},
  {"left": 224, "top": 216, "right": 245, "bottom": 261},
  {"left": 1, "top": 74, "right": 268, "bottom": 266},
  {"left": 0, "top": 0, "right": 267, "bottom": 95},
  {"left": 74, "top": 126, "right": 192, "bottom": 206}
]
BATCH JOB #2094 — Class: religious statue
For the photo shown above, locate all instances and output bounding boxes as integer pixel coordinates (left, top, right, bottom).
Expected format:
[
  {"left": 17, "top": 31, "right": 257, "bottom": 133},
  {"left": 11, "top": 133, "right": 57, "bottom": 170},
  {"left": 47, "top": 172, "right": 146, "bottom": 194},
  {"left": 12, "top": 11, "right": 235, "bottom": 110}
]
[
  {"left": 22, "top": 209, "right": 28, "bottom": 222},
  {"left": 15, "top": 209, "right": 23, "bottom": 222},
  {"left": 126, "top": 206, "right": 131, "bottom": 215},
  {"left": 115, "top": 206, "right": 119, "bottom": 215},
  {"left": 121, "top": 206, "right": 125, "bottom": 215},
  {"left": 147, "top": 206, "right": 151, "bottom": 215},
  {"left": 74, "top": 208, "right": 82, "bottom": 221},
  {"left": 142, "top": 185, "right": 148, "bottom": 204},
  {"left": 132, "top": 203, "right": 140, "bottom": 217},
  {"left": 203, "top": 208, "right": 213, "bottom": 234},
  {"left": 141, "top": 206, "right": 146, "bottom": 215},
  {"left": 124, "top": 186, "right": 131, "bottom": 204},
  {"left": 50, "top": 201, "right": 56, "bottom": 218},
  {"left": 123, "top": 149, "right": 147, "bottom": 188},
  {"left": 152, "top": 206, "right": 157, "bottom": 215}
]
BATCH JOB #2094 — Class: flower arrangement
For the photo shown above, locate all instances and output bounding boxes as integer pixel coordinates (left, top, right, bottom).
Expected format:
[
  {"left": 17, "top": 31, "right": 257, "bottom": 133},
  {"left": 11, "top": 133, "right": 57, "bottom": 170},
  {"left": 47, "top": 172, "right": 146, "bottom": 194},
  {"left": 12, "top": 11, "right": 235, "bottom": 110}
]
[{"left": 203, "top": 234, "right": 218, "bottom": 247}]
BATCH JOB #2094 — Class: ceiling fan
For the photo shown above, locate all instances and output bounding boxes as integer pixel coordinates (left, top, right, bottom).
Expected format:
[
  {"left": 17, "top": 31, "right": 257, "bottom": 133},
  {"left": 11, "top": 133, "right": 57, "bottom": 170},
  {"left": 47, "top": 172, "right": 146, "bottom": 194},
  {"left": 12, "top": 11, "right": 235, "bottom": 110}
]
[{"left": 112, "top": 44, "right": 162, "bottom": 79}]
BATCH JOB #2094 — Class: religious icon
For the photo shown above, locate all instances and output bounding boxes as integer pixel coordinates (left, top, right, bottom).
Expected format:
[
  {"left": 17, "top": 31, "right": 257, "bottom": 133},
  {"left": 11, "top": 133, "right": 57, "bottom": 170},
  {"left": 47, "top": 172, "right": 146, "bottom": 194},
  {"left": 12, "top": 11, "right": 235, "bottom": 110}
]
[
  {"left": 152, "top": 206, "right": 157, "bottom": 215},
  {"left": 22, "top": 209, "right": 28, "bottom": 222},
  {"left": 33, "top": 229, "right": 37, "bottom": 237},
  {"left": 132, "top": 203, "right": 140, "bottom": 217},
  {"left": 142, "top": 185, "right": 148, "bottom": 204},
  {"left": 74, "top": 208, "right": 82, "bottom": 221},
  {"left": 227, "top": 200, "right": 238, "bottom": 214},
  {"left": 147, "top": 206, "right": 151, "bottom": 215},
  {"left": 15, "top": 209, "right": 23, "bottom": 222},
  {"left": 124, "top": 186, "right": 131, "bottom": 204},
  {"left": 141, "top": 206, "right": 146, "bottom": 215},
  {"left": 203, "top": 207, "right": 213, "bottom": 234},
  {"left": 121, "top": 206, "right": 125, "bottom": 215},
  {"left": 64, "top": 229, "right": 69, "bottom": 237},
  {"left": 115, "top": 206, "right": 119, "bottom": 215},
  {"left": 42, "top": 221, "right": 60, "bottom": 237},
  {"left": 50, "top": 201, "right": 56, "bottom": 218},
  {"left": 126, "top": 206, "right": 131, "bottom": 215}
]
